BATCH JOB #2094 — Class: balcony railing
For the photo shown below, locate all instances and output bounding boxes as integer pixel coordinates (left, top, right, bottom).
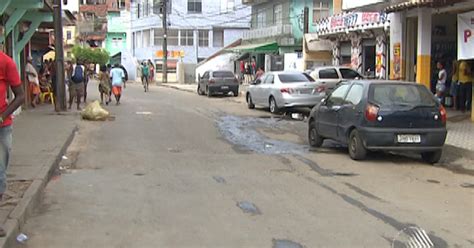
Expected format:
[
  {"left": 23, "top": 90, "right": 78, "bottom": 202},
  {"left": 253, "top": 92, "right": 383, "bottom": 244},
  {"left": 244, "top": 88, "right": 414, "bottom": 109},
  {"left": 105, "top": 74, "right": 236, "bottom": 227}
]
[{"left": 242, "top": 24, "right": 293, "bottom": 40}]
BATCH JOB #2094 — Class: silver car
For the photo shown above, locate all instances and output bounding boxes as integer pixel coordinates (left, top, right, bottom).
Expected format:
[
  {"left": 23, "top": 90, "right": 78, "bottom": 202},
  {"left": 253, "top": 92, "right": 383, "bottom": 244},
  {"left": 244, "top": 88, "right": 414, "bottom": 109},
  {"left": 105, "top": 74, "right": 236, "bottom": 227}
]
[
  {"left": 309, "top": 66, "right": 363, "bottom": 93},
  {"left": 246, "top": 71, "right": 324, "bottom": 114}
]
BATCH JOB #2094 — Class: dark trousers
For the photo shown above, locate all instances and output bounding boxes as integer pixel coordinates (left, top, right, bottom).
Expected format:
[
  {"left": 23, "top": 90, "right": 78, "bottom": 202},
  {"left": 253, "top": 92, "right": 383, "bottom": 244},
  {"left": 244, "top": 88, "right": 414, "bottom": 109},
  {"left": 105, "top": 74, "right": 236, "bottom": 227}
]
[{"left": 459, "top": 82, "right": 472, "bottom": 111}]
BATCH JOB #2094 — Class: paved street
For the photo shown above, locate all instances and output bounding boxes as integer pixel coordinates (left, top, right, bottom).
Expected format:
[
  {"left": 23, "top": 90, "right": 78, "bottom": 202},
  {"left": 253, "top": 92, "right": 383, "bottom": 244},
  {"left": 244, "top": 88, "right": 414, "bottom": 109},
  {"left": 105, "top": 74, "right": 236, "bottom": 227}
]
[{"left": 17, "top": 83, "right": 474, "bottom": 248}]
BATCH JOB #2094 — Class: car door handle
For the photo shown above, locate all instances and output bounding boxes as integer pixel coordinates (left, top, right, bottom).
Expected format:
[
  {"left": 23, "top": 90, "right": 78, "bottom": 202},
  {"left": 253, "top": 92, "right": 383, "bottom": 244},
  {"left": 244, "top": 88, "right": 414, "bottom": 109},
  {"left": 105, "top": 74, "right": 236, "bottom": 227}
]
[{"left": 332, "top": 106, "right": 341, "bottom": 112}]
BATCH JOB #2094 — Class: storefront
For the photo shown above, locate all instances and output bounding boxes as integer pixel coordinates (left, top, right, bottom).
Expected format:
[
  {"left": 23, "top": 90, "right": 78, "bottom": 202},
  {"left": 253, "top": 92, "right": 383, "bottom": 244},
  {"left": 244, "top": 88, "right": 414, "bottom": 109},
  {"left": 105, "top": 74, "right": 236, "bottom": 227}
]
[
  {"left": 314, "top": 12, "right": 391, "bottom": 79},
  {"left": 386, "top": 0, "right": 474, "bottom": 121}
]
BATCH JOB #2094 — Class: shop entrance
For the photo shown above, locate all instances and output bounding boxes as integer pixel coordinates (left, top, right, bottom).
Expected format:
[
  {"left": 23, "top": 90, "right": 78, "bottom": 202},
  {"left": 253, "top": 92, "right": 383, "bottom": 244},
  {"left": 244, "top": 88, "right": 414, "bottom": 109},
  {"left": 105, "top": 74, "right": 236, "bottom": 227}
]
[{"left": 363, "top": 40, "right": 376, "bottom": 78}]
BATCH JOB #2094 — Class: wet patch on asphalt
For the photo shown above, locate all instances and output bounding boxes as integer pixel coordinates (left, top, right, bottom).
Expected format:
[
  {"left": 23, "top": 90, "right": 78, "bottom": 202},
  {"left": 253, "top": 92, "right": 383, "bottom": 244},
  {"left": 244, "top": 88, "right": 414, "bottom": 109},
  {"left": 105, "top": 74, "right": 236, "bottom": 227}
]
[
  {"left": 344, "top": 183, "right": 387, "bottom": 203},
  {"left": 460, "top": 183, "right": 474, "bottom": 189},
  {"left": 134, "top": 173, "right": 146, "bottom": 176},
  {"left": 272, "top": 239, "right": 305, "bottom": 248},
  {"left": 212, "top": 176, "right": 227, "bottom": 184},
  {"left": 217, "top": 115, "right": 309, "bottom": 155},
  {"left": 236, "top": 201, "right": 261, "bottom": 215},
  {"left": 293, "top": 155, "right": 358, "bottom": 177},
  {"left": 426, "top": 179, "right": 441, "bottom": 184}
]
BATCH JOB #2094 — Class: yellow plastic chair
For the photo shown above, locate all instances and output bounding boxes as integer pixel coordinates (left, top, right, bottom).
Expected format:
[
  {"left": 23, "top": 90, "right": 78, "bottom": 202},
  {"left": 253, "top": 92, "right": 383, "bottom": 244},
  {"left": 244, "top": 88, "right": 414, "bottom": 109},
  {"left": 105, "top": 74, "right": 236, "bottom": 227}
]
[{"left": 40, "top": 86, "right": 55, "bottom": 105}]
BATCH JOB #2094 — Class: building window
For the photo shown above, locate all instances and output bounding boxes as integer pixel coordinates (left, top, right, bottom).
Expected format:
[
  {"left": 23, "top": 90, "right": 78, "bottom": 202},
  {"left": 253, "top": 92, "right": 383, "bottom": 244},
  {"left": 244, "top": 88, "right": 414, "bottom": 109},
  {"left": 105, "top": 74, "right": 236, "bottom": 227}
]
[
  {"left": 112, "top": 0, "right": 126, "bottom": 9},
  {"left": 220, "top": 0, "right": 235, "bottom": 13},
  {"left": 143, "top": 29, "right": 150, "bottom": 47},
  {"left": 144, "top": 0, "right": 150, "bottom": 17},
  {"left": 66, "top": 31, "right": 72, "bottom": 40},
  {"left": 153, "top": 0, "right": 172, "bottom": 14},
  {"left": 274, "top": 4, "right": 282, "bottom": 25},
  {"left": 256, "top": 11, "right": 266, "bottom": 28},
  {"left": 313, "top": 0, "right": 330, "bottom": 23},
  {"left": 198, "top": 30, "right": 209, "bottom": 47},
  {"left": 154, "top": 28, "right": 164, "bottom": 46},
  {"left": 137, "top": 3, "right": 141, "bottom": 18},
  {"left": 188, "top": 0, "right": 202, "bottom": 13},
  {"left": 213, "top": 29, "right": 224, "bottom": 47},
  {"left": 180, "top": 30, "right": 194, "bottom": 46},
  {"left": 112, "top": 37, "right": 123, "bottom": 48},
  {"left": 168, "top": 29, "right": 179, "bottom": 46},
  {"left": 84, "top": 12, "right": 95, "bottom": 20}
]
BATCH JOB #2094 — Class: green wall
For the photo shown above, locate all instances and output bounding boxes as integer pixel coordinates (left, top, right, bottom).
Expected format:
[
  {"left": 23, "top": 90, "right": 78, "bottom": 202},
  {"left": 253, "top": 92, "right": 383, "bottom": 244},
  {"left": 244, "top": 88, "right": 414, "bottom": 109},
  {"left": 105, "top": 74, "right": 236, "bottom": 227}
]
[
  {"left": 290, "top": 0, "right": 333, "bottom": 43},
  {"left": 105, "top": 32, "right": 126, "bottom": 57}
]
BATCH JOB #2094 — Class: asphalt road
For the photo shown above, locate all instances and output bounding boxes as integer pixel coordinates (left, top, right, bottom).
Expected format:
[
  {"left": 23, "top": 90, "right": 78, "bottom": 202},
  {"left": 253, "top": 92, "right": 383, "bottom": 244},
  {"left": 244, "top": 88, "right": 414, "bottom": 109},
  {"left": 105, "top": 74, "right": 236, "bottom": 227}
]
[{"left": 18, "top": 82, "right": 474, "bottom": 248}]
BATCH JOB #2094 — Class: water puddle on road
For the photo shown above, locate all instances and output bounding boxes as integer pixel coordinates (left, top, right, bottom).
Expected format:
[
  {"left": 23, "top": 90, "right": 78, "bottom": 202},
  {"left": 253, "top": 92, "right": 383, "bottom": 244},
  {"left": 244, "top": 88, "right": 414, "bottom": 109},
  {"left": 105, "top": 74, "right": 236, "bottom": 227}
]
[{"left": 217, "top": 115, "right": 309, "bottom": 155}]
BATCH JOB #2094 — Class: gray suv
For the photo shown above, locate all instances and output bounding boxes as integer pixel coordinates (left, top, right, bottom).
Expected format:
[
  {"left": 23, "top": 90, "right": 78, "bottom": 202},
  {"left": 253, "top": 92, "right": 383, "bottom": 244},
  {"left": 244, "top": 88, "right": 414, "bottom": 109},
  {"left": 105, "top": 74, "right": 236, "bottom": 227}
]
[{"left": 197, "top": 70, "right": 239, "bottom": 97}]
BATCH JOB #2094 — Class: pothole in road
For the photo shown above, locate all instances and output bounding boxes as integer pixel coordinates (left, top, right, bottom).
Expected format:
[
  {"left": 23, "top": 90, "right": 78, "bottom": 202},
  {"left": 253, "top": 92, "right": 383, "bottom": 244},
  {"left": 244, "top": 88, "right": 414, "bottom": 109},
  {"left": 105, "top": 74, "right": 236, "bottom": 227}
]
[
  {"left": 272, "top": 239, "right": 305, "bottom": 248},
  {"left": 236, "top": 201, "right": 261, "bottom": 215},
  {"left": 217, "top": 115, "right": 308, "bottom": 155},
  {"left": 212, "top": 176, "right": 227, "bottom": 184}
]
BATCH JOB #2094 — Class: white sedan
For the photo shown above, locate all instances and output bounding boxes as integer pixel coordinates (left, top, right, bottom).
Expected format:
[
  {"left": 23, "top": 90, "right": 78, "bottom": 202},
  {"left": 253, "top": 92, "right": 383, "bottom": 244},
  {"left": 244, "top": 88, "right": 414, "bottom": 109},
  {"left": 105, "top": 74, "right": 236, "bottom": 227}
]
[{"left": 246, "top": 71, "right": 325, "bottom": 114}]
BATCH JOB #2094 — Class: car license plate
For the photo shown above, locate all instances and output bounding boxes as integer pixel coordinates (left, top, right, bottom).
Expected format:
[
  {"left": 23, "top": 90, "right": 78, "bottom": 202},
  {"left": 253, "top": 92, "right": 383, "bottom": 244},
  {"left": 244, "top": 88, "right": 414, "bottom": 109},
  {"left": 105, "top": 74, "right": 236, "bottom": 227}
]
[
  {"left": 221, "top": 86, "right": 229, "bottom": 89},
  {"left": 397, "top": 134, "right": 421, "bottom": 143}
]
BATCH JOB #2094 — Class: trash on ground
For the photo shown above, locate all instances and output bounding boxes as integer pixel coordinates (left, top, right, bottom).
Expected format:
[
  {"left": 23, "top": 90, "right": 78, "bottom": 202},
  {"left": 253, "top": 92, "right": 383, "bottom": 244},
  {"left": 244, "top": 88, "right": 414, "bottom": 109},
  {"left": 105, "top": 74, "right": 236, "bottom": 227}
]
[
  {"left": 81, "top": 101, "right": 110, "bottom": 121},
  {"left": 290, "top": 113, "right": 304, "bottom": 121},
  {"left": 136, "top": 111, "right": 153, "bottom": 115},
  {"left": 62, "top": 155, "right": 68, "bottom": 160},
  {"left": 460, "top": 183, "right": 474, "bottom": 188},
  {"left": 16, "top": 233, "right": 28, "bottom": 244}
]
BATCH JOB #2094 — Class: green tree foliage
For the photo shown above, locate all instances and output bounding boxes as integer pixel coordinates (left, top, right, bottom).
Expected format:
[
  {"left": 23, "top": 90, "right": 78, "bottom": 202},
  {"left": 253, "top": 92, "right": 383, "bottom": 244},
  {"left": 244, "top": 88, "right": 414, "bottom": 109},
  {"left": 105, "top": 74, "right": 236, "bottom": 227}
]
[{"left": 72, "top": 46, "right": 109, "bottom": 65}]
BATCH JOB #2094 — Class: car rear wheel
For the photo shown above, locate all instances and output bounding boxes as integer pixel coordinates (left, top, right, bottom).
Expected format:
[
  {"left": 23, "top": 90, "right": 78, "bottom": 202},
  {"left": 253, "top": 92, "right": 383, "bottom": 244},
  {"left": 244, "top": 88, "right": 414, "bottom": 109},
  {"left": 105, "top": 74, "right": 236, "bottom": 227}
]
[
  {"left": 421, "top": 150, "right": 442, "bottom": 164},
  {"left": 308, "top": 121, "right": 323, "bottom": 147},
  {"left": 206, "top": 87, "right": 212, "bottom": 97},
  {"left": 247, "top": 94, "right": 255, "bottom": 109},
  {"left": 348, "top": 129, "right": 367, "bottom": 160},
  {"left": 269, "top": 97, "right": 279, "bottom": 114},
  {"left": 197, "top": 85, "right": 204, "bottom": 95}
]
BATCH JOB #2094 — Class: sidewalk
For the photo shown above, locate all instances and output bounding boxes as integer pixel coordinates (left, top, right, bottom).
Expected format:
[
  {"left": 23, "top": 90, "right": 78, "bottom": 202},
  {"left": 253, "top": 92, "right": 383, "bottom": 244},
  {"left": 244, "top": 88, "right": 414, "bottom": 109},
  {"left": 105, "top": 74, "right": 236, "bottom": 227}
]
[
  {"left": 158, "top": 83, "right": 248, "bottom": 104},
  {"left": 445, "top": 109, "right": 474, "bottom": 160},
  {"left": 0, "top": 105, "right": 78, "bottom": 247}
]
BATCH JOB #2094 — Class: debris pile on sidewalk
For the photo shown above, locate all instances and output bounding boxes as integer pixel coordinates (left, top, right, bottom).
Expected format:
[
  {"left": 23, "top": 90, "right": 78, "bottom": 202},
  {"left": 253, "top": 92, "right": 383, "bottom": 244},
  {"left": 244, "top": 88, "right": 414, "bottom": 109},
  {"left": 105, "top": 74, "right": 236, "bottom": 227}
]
[{"left": 81, "top": 101, "right": 110, "bottom": 121}]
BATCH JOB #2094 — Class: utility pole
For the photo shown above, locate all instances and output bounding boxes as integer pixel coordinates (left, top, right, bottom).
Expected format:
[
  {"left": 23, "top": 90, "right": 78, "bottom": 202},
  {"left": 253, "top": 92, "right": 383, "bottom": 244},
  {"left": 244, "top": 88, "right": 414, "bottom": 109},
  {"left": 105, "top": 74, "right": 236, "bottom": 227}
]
[
  {"left": 303, "top": 7, "right": 309, "bottom": 34},
  {"left": 53, "top": 0, "right": 66, "bottom": 111},
  {"left": 162, "top": 0, "right": 168, "bottom": 84}
]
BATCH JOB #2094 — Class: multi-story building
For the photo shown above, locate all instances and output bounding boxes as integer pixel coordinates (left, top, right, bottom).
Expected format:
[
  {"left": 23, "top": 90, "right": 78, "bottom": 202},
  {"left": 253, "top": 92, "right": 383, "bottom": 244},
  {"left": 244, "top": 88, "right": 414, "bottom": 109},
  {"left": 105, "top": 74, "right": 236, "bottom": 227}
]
[
  {"left": 130, "top": 0, "right": 251, "bottom": 67},
  {"left": 239, "top": 0, "right": 333, "bottom": 71},
  {"left": 77, "top": 0, "right": 110, "bottom": 48},
  {"left": 106, "top": 0, "right": 131, "bottom": 57}
]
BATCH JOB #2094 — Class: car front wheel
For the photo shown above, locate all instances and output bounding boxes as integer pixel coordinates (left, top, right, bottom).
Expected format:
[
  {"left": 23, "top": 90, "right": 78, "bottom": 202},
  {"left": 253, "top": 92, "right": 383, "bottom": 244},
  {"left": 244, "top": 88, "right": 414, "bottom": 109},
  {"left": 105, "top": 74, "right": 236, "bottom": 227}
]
[
  {"left": 348, "top": 129, "right": 367, "bottom": 160},
  {"left": 421, "top": 150, "right": 442, "bottom": 164},
  {"left": 308, "top": 121, "right": 323, "bottom": 147}
]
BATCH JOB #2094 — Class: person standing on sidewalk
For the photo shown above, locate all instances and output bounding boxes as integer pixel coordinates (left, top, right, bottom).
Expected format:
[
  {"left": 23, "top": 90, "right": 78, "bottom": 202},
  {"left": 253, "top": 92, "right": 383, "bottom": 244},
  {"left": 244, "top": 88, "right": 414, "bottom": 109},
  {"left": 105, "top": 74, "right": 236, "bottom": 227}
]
[
  {"left": 0, "top": 51, "right": 25, "bottom": 237},
  {"left": 69, "top": 60, "right": 86, "bottom": 110},
  {"left": 435, "top": 61, "right": 447, "bottom": 104},
  {"left": 458, "top": 60, "right": 472, "bottom": 112},
  {"left": 110, "top": 64, "right": 125, "bottom": 105},
  {"left": 25, "top": 56, "right": 40, "bottom": 107}
]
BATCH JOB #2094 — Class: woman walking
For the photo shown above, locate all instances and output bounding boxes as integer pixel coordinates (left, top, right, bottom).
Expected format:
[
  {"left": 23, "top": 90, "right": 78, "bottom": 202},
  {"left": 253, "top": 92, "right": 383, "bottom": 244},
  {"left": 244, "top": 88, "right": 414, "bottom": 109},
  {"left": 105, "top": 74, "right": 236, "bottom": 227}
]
[{"left": 98, "top": 65, "right": 111, "bottom": 105}]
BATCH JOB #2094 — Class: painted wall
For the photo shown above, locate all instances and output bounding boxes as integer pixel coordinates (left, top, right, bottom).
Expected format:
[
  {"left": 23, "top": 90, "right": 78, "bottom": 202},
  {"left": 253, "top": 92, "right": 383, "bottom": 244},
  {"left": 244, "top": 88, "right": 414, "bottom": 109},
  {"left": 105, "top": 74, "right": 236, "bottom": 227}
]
[
  {"left": 106, "top": 32, "right": 127, "bottom": 57},
  {"left": 290, "top": 0, "right": 333, "bottom": 43}
]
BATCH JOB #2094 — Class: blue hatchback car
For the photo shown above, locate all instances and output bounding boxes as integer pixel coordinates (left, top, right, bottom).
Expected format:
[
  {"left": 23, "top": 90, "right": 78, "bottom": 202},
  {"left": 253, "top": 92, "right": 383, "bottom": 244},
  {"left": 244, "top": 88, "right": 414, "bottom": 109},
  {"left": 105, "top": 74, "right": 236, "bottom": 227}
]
[{"left": 308, "top": 80, "right": 447, "bottom": 164}]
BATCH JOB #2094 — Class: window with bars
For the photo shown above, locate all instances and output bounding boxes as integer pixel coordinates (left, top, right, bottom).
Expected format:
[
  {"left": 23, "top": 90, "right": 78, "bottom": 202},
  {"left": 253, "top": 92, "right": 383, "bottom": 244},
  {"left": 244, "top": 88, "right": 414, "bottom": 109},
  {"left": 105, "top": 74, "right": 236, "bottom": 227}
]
[
  {"left": 154, "top": 28, "right": 164, "bottom": 46},
  {"left": 220, "top": 0, "right": 235, "bottom": 13},
  {"left": 180, "top": 30, "right": 194, "bottom": 46},
  {"left": 168, "top": 29, "right": 179, "bottom": 46},
  {"left": 213, "top": 29, "right": 224, "bottom": 47},
  {"left": 313, "top": 0, "right": 330, "bottom": 23},
  {"left": 274, "top": 4, "right": 283, "bottom": 25},
  {"left": 256, "top": 11, "right": 266, "bottom": 28},
  {"left": 188, "top": 0, "right": 202, "bottom": 13},
  {"left": 198, "top": 30, "right": 209, "bottom": 47}
]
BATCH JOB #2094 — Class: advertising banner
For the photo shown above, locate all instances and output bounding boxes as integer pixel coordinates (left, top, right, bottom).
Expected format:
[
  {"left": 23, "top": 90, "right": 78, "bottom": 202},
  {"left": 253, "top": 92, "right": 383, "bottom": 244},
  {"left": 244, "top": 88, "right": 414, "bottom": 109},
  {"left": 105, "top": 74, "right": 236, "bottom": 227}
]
[{"left": 458, "top": 11, "right": 474, "bottom": 60}]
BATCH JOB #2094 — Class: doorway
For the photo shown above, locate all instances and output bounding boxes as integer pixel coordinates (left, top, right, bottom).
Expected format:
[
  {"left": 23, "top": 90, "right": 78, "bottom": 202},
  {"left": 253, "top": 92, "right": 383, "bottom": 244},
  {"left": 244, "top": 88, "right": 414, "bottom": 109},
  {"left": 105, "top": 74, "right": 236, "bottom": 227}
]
[{"left": 363, "top": 40, "right": 376, "bottom": 78}]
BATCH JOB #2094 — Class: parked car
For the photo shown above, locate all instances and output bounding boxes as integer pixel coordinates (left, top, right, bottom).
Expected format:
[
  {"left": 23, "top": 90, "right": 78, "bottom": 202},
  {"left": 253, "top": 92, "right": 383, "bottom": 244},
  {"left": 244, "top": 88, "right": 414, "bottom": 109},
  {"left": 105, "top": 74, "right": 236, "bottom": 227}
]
[
  {"left": 309, "top": 66, "right": 364, "bottom": 93},
  {"left": 308, "top": 80, "right": 447, "bottom": 164},
  {"left": 246, "top": 71, "right": 324, "bottom": 114},
  {"left": 197, "top": 70, "right": 239, "bottom": 97}
]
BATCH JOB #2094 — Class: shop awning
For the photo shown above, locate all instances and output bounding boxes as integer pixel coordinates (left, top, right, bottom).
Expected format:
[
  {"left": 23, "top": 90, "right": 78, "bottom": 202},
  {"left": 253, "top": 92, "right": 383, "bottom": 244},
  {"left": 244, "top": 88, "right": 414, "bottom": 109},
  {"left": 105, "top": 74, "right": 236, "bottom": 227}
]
[
  {"left": 227, "top": 42, "right": 279, "bottom": 53},
  {"left": 384, "top": 0, "right": 462, "bottom": 13}
]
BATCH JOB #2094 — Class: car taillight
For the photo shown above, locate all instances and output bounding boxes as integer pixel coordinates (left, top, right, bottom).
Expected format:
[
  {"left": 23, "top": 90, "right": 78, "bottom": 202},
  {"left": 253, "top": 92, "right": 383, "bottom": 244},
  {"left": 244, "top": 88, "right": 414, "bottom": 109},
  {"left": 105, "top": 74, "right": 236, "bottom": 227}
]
[
  {"left": 439, "top": 105, "right": 447, "bottom": 124},
  {"left": 316, "top": 85, "right": 325, "bottom": 93},
  {"left": 365, "top": 104, "right": 379, "bottom": 122},
  {"left": 209, "top": 79, "right": 215, "bottom": 84},
  {"left": 280, "top": 88, "right": 294, "bottom": 94}
]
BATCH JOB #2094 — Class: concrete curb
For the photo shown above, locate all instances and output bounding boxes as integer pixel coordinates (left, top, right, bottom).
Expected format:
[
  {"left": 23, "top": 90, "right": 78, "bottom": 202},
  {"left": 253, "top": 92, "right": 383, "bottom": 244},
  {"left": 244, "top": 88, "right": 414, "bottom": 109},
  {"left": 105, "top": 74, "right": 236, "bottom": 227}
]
[
  {"left": 0, "top": 125, "right": 79, "bottom": 248},
  {"left": 158, "top": 84, "right": 196, "bottom": 94},
  {"left": 444, "top": 144, "right": 474, "bottom": 161}
]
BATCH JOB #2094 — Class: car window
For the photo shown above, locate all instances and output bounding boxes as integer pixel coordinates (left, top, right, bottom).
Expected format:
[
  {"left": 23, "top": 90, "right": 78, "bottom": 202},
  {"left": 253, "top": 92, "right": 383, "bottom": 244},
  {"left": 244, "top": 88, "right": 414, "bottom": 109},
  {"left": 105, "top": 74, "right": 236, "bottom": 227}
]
[
  {"left": 278, "top": 73, "right": 314, "bottom": 83},
  {"left": 319, "top": 69, "right": 339, "bottom": 79},
  {"left": 213, "top": 71, "right": 235, "bottom": 78},
  {"left": 202, "top": 72, "right": 209, "bottom": 79},
  {"left": 344, "top": 84, "right": 364, "bottom": 105},
  {"left": 264, "top": 74, "right": 274, "bottom": 84},
  {"left": 369, "top": 84, "right": 436, "bottom": 107},
  {"left": 340, "top": 68, "right": 362, "bottom": 79},
  {"left": 327, "top": 84, "right": 350, "bottom": 106}
]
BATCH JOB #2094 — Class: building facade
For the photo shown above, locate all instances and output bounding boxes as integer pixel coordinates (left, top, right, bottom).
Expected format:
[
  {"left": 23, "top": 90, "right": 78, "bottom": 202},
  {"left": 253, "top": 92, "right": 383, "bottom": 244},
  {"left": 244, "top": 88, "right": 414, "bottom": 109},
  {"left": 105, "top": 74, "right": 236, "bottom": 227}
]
[
  {"left": 106, "top": 1, "right": 131, "bottom": 57},
  {"left": 130, "top": 0, "right": 251, "bottom": 67},
  {"left": 313, "top": 0, "right": 390, "bottom": 79},
  {"left": 239, "top": 0, "right": 333, "bottom": 71}
]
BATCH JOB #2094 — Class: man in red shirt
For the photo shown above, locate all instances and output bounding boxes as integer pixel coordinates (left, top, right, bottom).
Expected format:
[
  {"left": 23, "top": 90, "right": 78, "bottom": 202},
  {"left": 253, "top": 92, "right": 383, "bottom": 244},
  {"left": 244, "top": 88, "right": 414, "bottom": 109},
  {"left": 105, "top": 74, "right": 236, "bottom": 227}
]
[{"left": 0, "top": 51, "right": 25, "bottom": 237}]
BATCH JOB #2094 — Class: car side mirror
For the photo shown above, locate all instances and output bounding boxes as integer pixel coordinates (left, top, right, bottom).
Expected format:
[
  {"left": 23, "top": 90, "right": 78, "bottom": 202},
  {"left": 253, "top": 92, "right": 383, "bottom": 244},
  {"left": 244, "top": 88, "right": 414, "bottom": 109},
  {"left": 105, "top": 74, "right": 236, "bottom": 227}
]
[
  {"left": 321, "top": 98, "right": 327, "bottom": 105},
  {"left": 253, "top": 79, "right": 261, "bottom": 85}
]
